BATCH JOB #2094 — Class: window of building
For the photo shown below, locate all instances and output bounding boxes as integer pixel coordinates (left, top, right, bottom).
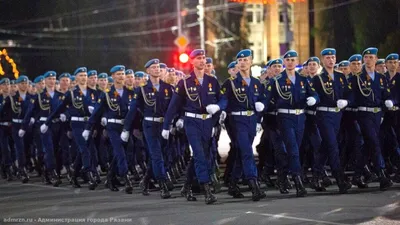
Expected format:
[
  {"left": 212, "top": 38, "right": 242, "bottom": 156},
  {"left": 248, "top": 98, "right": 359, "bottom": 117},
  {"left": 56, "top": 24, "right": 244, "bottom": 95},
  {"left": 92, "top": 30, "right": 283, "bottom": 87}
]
[
  {"left": 256, "top": 11, "right": 262, "bottom": 23},
  {"left": 247, "top": 11, "right": 253, "bottom": 23}
]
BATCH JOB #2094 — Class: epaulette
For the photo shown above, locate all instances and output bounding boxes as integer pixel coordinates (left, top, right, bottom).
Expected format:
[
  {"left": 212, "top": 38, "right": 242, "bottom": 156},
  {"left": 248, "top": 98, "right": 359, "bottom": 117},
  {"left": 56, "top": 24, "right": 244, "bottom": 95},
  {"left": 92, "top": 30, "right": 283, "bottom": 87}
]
[
  {"left": 139, "top": 82, "right": 147, "bottom": 87},
  {"left": 229, "top": 76, "right": 235, "bottom": 81}
]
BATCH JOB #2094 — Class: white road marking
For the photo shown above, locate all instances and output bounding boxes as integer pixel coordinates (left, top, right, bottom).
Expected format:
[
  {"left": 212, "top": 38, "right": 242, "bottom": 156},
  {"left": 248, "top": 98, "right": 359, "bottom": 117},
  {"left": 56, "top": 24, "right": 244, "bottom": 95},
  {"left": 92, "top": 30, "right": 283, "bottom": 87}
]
[
  {"left": 322, "top": 208, "right": 343, "bottom": 216},
  {"left": 213, "top": 217, "right": 237, "bottom": 225}
]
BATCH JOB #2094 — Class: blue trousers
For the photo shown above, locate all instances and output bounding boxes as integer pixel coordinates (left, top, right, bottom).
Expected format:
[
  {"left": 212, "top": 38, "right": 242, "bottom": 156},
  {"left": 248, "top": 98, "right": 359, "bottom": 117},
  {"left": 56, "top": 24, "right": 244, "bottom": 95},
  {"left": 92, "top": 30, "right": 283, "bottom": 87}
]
[
  {"left": 142, "top": 120, "right": 167, "bottom": 181},
  {"left": 230, "top": 114, "right": 258, "bottom": 181},
  {"left": 315, "top": 111, "right": 342, "bottom": 175},
  {"left": 107, "top": 124, "right": 128, "bottom": 177},
  {"left": 71, "top": 122, "right": 95, "bottom": 172},
  {"left": 184, "top": 117, "right": 213, "bottom": 184},
  {"left": 0, "top": 125, "right": 12, "bottom": 166},
  {"left": 277, "top": 113, "right": 306, "bottom": 176},
  {"left": 12, "top": 125, "right": 26, "bottom": 169},
  {"left": 357, "top": 111, "right": 385, "bottom": 170}
]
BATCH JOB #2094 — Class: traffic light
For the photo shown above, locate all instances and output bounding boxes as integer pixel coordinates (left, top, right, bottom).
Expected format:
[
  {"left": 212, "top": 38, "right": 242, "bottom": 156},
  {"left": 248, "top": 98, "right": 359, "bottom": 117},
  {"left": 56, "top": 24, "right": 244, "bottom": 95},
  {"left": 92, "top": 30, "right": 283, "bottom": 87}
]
[{"left": 179, "top": 53, "right": 189, "bottom": 63}]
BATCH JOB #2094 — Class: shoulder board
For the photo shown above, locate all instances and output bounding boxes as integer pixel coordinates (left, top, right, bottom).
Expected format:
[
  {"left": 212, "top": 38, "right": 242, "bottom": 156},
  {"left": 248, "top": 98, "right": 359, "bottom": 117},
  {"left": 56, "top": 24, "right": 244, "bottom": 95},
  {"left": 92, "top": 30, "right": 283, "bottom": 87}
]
[
  {"left": 184, "top": 75, "right": 191, "bottom": 80},
  {"left": 356, "top": 72, "right": 362, "bottom": 76},
  {"left": 228, "top": 76, "right": 235, "bottom": 81},
  {"left": 139, "top": 82, "right": 147, "bottom": 87}
]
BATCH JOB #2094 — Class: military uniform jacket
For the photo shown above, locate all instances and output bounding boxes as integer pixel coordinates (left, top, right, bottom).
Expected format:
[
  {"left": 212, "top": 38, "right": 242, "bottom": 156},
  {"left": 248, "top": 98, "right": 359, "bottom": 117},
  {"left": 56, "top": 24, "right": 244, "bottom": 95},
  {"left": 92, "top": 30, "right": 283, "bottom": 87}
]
[
  {"left": 265, "top": 70, "right": 319, "bottom": 110},
  {"left": 312, "top": 68, "right": 352, "bottom": 108},
  {"left": 22, "top": 88, "right": 63, "bottom": 130},
  {"left": 0, "top": 95, "right": 12, "bottom": 122},
  {"left": 45, "top": 86, "right": 98, "bottom": 126},
  {"left": 350, "top": 68, "right": 391, "bottom": 108},
  {"left": 86, "top": 85, "right": 134, "bottom": 130},
  {"left": 123, "top": 79, "right": 173, "bottom": 131},
  {"left": 2, "top": 92, "right": 33, "bottom": 121},
  {"left": 221, "top": 72, "right": 265, "bottom": 113},
  {"left": 163, "top": 71, "right": 225, "bottom": 130},
  {"left": 384, "top": 72, "right": 400, "bottom": 107}
]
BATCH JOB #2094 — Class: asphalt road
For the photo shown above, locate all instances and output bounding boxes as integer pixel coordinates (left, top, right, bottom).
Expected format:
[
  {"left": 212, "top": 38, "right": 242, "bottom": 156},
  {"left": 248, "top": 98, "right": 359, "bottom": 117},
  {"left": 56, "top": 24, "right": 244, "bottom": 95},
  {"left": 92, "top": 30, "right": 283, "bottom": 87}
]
[{"left": 0, "top": 175, "right": 399, "bottom": 225}]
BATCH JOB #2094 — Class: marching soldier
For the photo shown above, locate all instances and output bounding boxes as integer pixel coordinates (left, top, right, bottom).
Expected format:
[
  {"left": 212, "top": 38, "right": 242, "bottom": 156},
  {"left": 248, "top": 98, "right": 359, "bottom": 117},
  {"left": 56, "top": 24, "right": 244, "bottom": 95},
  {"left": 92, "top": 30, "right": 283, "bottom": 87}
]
[
  {"left": 162, "top": 49, "right": 224, "bottom": 204},
  {"left": 312, "top": 48, "right": 352, "bottom": 194},
  {"left": 265, "top": 50, "right": 319, "bottom": 197},
  {"left": 0, "top": 78, "right": 13, "bottom": 181}
]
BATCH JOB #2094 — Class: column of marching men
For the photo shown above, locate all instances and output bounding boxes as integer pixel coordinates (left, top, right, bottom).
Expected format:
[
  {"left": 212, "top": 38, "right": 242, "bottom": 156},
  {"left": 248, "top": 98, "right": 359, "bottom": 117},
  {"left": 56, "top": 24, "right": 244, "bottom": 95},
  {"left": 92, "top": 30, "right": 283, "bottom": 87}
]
[{"left": 0, "top": 46, "right": 400, "bottom": 205}]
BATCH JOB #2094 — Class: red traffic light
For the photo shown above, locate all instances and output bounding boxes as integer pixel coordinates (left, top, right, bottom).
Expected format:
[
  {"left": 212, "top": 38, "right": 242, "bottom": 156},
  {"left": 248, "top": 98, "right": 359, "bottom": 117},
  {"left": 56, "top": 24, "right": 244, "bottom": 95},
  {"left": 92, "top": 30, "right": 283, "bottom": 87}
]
[{"left": 179, "top": 53, "right": 189, "bottom": 63}]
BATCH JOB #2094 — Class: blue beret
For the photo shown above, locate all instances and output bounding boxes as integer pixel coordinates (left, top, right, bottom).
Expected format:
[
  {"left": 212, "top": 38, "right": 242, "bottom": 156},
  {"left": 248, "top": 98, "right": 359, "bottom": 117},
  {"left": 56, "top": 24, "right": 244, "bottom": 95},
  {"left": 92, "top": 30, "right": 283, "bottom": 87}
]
[
  {"left": 167, "top": 68, "right": 175, "bottom": 73},
  {"left": 236, "top": 49, "right": 252, "bottom": 59},
  {"left": 59, "top": 73, "right": 71, "bottom": 80},
  {"left": 33, "top": 76, "right": 44, "bottom": 84},
  {"left": 270, "top": 58, "right": 283, "bottom": 66},
  {"left": 10, "top": 80, "right": 15, "bottom": 85},
  {"left": 108, "top": 77, "right": 114, "bottom": 83},
  {"left": 175, "top": 70, "right": 184, "bottom": 77},
  {"left": 125, "top": 69, "right": 134, "bottom": 75},
  {"left": 349, "top": 54, "right": 362, "bottom": 62},
  {"left": 321, "top": 48, "right": 336, "bottom": 56},
  {"left": 87, "top": 70, "right": 97, "bottom": 77},
  {"left": 302, "top": 61, "right": 308, "bottom": 67},
  {"left": 283, "top": 50, "right": 298, "bottom": 58},
  {"left": 110, "top": 65, "right": 125, "bottom": 73},
  {"left": 307, "top": 56, "right": 320, "bottom": 65},
  {"left": 334, "top": 64, "right": 339, "bottom": 69},
  {"left": 386, "top": 53, "right": 399, "bottom": 61},
  {"left": 144, "top": 59, "right": 160, "bottom": 69},
  {"left": 376, "top": 59, "right": 385, "bottom": 65},
  {"left": 134, "top": 71, "right": 145, "bottom": 78},
  {"left": 0, "top": 78, "right": 10, "bottom": 85},
  {"left": 227, "top": 61, "right": 237, "bottom": 69},
  {"left": 98, "top": 73, "right": 108, "bottom": 79},
  {"left": 44, "top": 71, "right": 57, "bottom": 78},
  {"left": 16, "top": 75, "right": 29, "bottom": 84},
  {"left": 362, "top": 47, "right": 378, "bottom": 56},
  {"left": 159, "top": 63, "right": 167, "bottom": 69},
  {"left": 73, "top": 67, "right": 87, "bottom": 76},
  {"left": 338, "top": 60, "right": 350, "bottom": 67},
  {"left": 70, "top": 76, "right": 75, "bottom": 82},
  {"left": 206, "top": 57, "right": 213, "bottom": 64},
  {"left": 189, "top": 49, "right": 205, "bottom": 59}
]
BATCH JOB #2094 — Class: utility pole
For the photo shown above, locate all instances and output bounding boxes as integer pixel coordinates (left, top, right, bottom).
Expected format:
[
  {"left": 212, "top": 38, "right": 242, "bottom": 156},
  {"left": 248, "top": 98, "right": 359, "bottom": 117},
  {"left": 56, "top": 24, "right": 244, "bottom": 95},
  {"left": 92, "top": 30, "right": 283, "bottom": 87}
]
[
  {"left": 198, "top": 0, "right": 205, "bottom": 50},
  {"left": 177, "top": 0, "right": 182, "bottom": 36},
  {"left": 281, "top": 0, "right": 292, "bottom": 52}
]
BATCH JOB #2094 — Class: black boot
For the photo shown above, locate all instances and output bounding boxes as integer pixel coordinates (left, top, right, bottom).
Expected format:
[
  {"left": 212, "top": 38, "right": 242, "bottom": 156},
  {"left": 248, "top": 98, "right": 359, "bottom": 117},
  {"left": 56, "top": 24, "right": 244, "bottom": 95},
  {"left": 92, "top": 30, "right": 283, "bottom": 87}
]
[
  {"left": 210, "top": 173, "right": 221, "bottom": 194},
  {"left": 42, "top": 168, "right": 52, "bottom": 185},
  {"left": 173, "top": 164, "right": 181, "bottom": 179},
  {"left": 65, "top": 166, "right": 73, "bottom": 184},
  {"left": 378, "top": 169, "right": 393, "bottom": 191},
  {"left": 248, "top": 179, "right": 266, "bottom": 201},
  {"left": 51, "top": 170, "right": 62, "bottom": 187},
  {"left": 228, "top": 179, "right": 244, "bottom": 198},
  {"left": 20, "top": 168, "right": 29, "bottom": 183},
  {"left": 286, "top": 175, "right": 293, "bottom": 189},
  {"left": 139, "top": 173, "right": 150, "bottom": 196},
  {"left": 351, "top": 176, "right": 368, "bottom": 189},
  {"left": 5, "top": 166, "right": 13, "bottom": 181},
  {"left": 1, "top": 165, "right": 7, "bottom": 179},
  {"left": 310, "top": 174, "right": 326, "bottom": 192},
  {"left": 105, "top": 170, "right": 119, "bottom": 192},
  {"left": 71, "top": 175, "right": 81, "bottom": 188},
  {"left": 276, "top": 174, "right": 289, "bottom": 194},
  {"left": 130, "top": 166, "right": 141, "bottom": 181},
  {"left": 364, "top": 165, "right": 378, "bottom": 183},
  {"left": 334, "top": 172, "right": 352, "bottom": 194},
  {"left": 322, "top": 170, "right": 332, "bottom": 187},
  {"left": 169, "top": 169, "right": 178, "bottom": 184},
  {"left": 125, "top": 174, "right": 133, "bottom": 194},
  {"left": 87, "top": 171, "right": 97, "bottom": 190},
  {"left": 181, "top": 183, "right": 197, "bottom": 201},
  {"left": 392, "top": 171, "right": 400, "bottom": 183},
  {"left": 158, "top": 180, "right": 171, "bottom": 199},
  {"left": 165, "top": 172, "right": 175, "bottom": 191},
  {"left": 293, "top": 176, "right": 307, "bottom": 197},
  {"left": 203, "top": 183, "right": 217, "bottom": 205},
  {"left": 263, "top": 174, "right": 275, "bottom": 188}
]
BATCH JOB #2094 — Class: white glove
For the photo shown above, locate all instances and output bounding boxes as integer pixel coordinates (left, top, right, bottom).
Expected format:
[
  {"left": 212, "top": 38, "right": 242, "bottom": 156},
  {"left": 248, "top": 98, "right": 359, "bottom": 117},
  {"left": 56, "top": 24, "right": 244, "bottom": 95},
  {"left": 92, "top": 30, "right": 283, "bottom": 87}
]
[
  {"left": 82, "top": 130, "right": 90, "bottom": 141},
  {"left": 211, "top": 127, "right": 215, "bottom": 137},
  {"left": 120, "top": 130, "right": 129, "bottom": 142},
  {"left": 59, "top": 114, "right": 67, "bottom": 122},
  {"left": 40, "top": 124, "right": 48, "bottom": 134},
  {"left": 18, "top": 129, "right": 25, "bottom": 138},
  {"left": 101, "top": 117, "right": 107, "bottom": 126},
  {"left": 219, "top": 111, "right": 227, "bottom": 125},
  {"left": 306, "top": 97, "right": 317, "bottom": 106},
  {"left": 176, "top": 119, "right": 184, "bottom": 129},
  {"left": 255, "top": 102, "right": 265, "bottom": 112},
  {"left": 206, "top": 104, "right": 220, "bottom": 115},
  {"left": 29, "top": 117, "right": 35, "bottom": 125},
  {"left": 336, "top": 99, "right": 348, "bottom": 109},
  {"left": 256, "top": 123, "right": 262, "bottom": 133},
  {"left": 162, "top": 129, "right": 170, "bottom": 140},
  {"left": 88, "top": 106, "right": 94, "bottom": 114},
  {"left": 385, "top": 100, "right": 394, "bottom": 109}
]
